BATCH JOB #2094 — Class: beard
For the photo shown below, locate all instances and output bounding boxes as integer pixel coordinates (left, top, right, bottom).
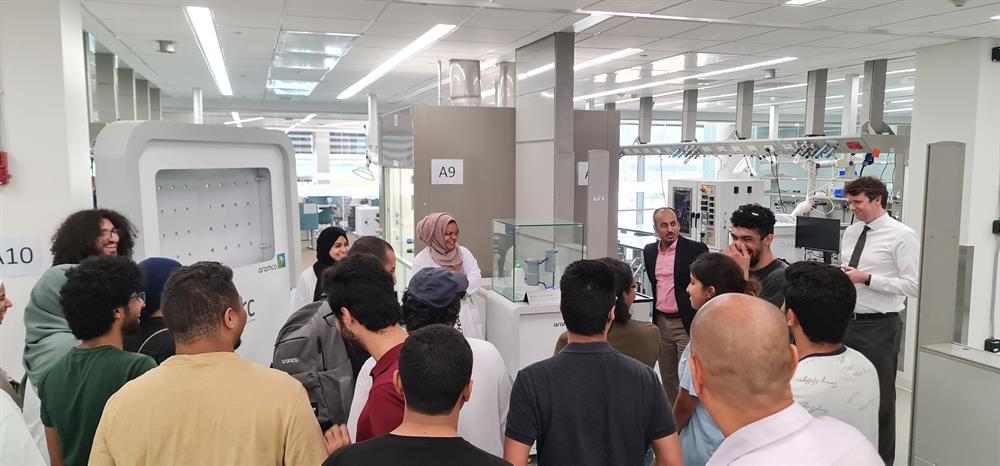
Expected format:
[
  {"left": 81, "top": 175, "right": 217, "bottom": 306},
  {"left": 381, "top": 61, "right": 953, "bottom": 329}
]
[
  {"left": 123, "top": 316, "right": 141, "bottom": 334},
  {"left": 748, "top": 248, "right": 762, "bottom": 267}
]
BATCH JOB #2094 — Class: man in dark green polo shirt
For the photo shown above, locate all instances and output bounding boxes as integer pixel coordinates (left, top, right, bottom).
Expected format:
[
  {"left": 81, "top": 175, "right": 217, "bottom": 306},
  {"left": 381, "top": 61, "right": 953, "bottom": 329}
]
[{"left": 38, "top": 255, "right": 154, "bottom": 466}]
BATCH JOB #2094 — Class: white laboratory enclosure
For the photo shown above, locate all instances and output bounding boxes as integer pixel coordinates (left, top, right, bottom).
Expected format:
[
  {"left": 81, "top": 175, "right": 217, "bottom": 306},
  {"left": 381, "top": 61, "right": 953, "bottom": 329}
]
[{"left": 92, "top": 121, "right": 300, "bottom": 365}]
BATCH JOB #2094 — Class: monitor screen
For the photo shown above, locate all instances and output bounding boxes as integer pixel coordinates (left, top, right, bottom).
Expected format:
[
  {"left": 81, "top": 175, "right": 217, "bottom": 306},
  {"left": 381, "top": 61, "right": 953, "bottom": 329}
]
[{"left": 795, "top": 216, "right": 841, "bottom": 253}]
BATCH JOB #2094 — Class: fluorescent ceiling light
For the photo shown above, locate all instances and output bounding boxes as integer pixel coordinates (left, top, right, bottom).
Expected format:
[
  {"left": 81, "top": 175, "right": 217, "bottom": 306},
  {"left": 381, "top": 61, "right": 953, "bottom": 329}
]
[
  {"left": 573, "top": 14, "right": 612, "bottom": 33},
  {"left": 338, "top": 24, "right": 457, "bottom": 100},
  {"left": 654, "top": 100, "right": 683, "bottom": 107},
  {"left": 886, "top": 86, "right": 914, "bottom": 93},
  {"left": 756, "top": 83, "right": 807, "bottom": 93},
  {"left": 885, "top": 107, "right": 913, "bottom": 113},
  {"left": 991, "top": 15, "right": 1000, "bottom": 19},
  {"left": 616, "top": 90, "right": 684, "bottom": 105},
  {"left": 576, "top": 57, "right": 797, "bottom": 101},
  {"left": 267, "top": 79, "right": 319, "bottom": 97},
  {"left": 893, "top": 99, "right": 914, "bottom": 104},
  {"left": 827, "top": 105, "right": 844, "bottom": 110},
  {"left": 481, "top": 58, "right": 497, "bottom": 71},
  {"left": 224, "top": 116, "right": 264, "bottom": 125},
  {"left": 301, "top": 113, "right": 316, "bottom": 123},
  {"left": 887, "top": 68, "right": 915, "bottom": 75},
  {"left": 540, "top": 91, "right": 554, "bottom": 99},
  {"left": 785, "top": 0, "right": 828, "bottom": 5},
  {"left": 575, "top": 48, "right": 643, "bottom": 71},
  {"left": 231, "top": 112, "right": 241, "bottom": 127},
  {"left": 517, "top": 62, "right": 555, "bottom": 80},
  {"left": 184, "top": 6, "right": 233, "bottom": 96}
]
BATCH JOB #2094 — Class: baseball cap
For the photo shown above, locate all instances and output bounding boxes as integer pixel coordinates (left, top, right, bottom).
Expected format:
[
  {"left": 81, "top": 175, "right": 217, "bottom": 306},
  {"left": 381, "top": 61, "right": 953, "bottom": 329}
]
[{"left": 406, "top": 268, "right": 469, "bottom": 308}]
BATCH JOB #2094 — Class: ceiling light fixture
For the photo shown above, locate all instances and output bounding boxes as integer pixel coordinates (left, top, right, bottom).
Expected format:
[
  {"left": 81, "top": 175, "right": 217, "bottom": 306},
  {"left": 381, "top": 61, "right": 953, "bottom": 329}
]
[
  {"left": 886, "top": 86, "right": 915, "bottom": 93},
  {"left": 615, "top": 89, "right": 684, "bottom": 105},
  {"left": 575, "top": 48, "right": 643, "bottom": 71},
  {"left": 893, "top": 98, "right": 914, "bottom": 104},
  {"left": 572, "top": 14, "right": 613, "bottom": 33},
  {"left": 338, "top": 24, "right": 457, "bottom": 100},
  {"left": 184, "top": 6, "right": 233, "bottom": 96},
  {"left": 224, "top": 116, "right": 264, "bottom": 125},
  {"left": 301, "top": 113, "right": 317, "bottom": 124},
  {"left": 481, "top": 58, "right": 497, "bottom": 71},
  {"left": 785, "top": 0, "right": 829, "bottom": 5},
  {"left": 517, "top": 62, "right": 555, "bottom": 80},
  {"left": 231, "top": 112, "right": 241, "bottom": 127},
  {"left": 576, "top": 57, "right": 797, "bottom": 101},
  {"left": 884, "top": 107, "right": 913, "bottom": 113},
  {"left": 991, "top": 15, "right": 1000, "bottom": 19}
]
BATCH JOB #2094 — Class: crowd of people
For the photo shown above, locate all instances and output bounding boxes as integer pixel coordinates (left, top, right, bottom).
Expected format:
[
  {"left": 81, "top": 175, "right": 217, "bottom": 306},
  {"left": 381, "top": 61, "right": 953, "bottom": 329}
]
[{"left": 0, "top": 176, "right": 917, "bottom": 466}]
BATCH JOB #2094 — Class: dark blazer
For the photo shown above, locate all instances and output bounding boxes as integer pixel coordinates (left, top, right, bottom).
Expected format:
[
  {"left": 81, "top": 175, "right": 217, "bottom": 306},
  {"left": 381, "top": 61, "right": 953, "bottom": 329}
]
[{"left": 643, "top": 236, "right": 709, "bottom": 333}]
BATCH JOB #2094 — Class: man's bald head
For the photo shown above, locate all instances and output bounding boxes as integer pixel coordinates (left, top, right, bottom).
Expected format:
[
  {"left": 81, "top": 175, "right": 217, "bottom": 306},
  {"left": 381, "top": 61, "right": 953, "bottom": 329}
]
[{"left": 690, "top": 294, "right": 796, "bottom": 409}]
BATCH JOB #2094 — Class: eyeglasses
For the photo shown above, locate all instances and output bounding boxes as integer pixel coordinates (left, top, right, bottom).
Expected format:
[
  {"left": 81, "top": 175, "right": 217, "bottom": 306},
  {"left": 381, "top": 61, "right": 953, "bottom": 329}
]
[
  {"left": 133, "top": 292, "right": 146, "bottom": 303},
  {"left": 630, "top": 283, "right": 641, "bottom": 292},
  {"left": 322, "top": 312, "right": 337, "bottom": 328},
  {"left": 99, "top": 228, "right": 121, "bottom": 240}
]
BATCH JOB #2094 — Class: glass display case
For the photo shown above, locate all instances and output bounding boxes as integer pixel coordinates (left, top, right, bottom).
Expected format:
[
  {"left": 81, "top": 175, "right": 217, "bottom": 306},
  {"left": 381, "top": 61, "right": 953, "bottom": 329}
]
[{"left": 492, "top": 219, "right": 585, "bottom": 302}]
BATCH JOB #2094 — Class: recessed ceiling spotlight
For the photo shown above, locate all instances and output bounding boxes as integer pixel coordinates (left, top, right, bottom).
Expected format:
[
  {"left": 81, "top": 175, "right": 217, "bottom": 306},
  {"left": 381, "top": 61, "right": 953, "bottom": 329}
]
[{"left": 157, "top": 40, "right": 175, "bottom": 54}]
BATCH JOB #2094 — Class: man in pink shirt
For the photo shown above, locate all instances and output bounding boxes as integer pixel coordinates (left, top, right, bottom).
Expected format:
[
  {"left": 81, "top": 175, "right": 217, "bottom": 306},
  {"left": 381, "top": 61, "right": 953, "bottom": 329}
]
[
  {"left": 689, "top": 294, "right": 882, "bottom": 466},
  {"left": 643, "top": 207, "right": 708, "bottom": 402}
]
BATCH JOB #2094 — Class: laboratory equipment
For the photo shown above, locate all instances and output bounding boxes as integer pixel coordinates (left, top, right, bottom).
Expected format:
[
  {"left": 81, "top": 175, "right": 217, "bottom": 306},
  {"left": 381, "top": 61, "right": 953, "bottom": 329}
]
[
  {"left": 350, "top": 205, "right": 379, "bottom": 236},
  {"left": 92, "top": 121, "right": 300, "bottom": 366},
  {"left": 794, "top": 216, "right": 841, "bottom": 264},
  {"left": 490, "top": 219, "right": 585, "bottom": 302},
  {"left": 667, "top": 179, "right": 766, "bottom": 251}
]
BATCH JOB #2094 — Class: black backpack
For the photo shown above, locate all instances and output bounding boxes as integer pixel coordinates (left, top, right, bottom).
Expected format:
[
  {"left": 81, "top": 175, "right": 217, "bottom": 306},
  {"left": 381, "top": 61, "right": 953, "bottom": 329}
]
[{"left": 272, "top": 301, "right": 355, "bottom": 429}]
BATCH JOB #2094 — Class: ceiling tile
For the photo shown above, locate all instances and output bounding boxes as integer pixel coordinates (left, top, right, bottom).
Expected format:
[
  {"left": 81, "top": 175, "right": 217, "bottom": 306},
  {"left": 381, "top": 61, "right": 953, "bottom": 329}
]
[
  {"left": 699, "top": 41, "right": 783, "bottom": 55},
  {"left": 875, "top": 35, "right": 961, "bottom": 50},
  {"left": 363, "top": 21, "right": 444, "bottom": 38},
  {"left": 464, "top": 9, "right": 566, "bottom": 31},
  {"left": 604, "top": 18, "right": 705, "bottom": 37},
  {"left": 575, "top": 34, "right": 655, "bottom": 48},
  {"left": 101, "top": 18, "right": 191, "bottom": 36},
  {"left": 640, "top": 37, "right": 725, "bottom": 52},
  {"left": 937, "top": 21, "right": 1000, "bottom": 37},
  {"left": 500, "top": 0, "right": 596, "bottom": 8},
  {"left": 82, "top": 1, "right": 182, "bottom": 21},
  {"left": 653, "top": 1, "right": 772, "bottom": 19},
  {"left": 741, "top": 29, "right": 842, "bottom": 45},
  {"left": 805, "top": 1, "right": 958, "bottom": 30},
  {"left": 731, "top": 5, "right": 851, "bottom": 23},
  {"left": 755, "top": 45, "right": 847, "bottom": 58},
  {"left": 283, "top": 0, "right": 387, "bottom": 20},
  {"left": 445, "top": 27, "right": 531, "bottom": 43},
  {"left": 676, "top": 24, "right": 778, "bottom": 41},
  {"left": 582, "top": 0, "right": 688, "bottom": 14},
  {"left": 210, "top": 3, "right": 283, "bottom": 29},
  {"left": 803, "top": 32, "right": 910, "bottom": 50},
  {"left": 537, "top": 13, "right": 591, "bottom": 32},
  {"left": 281, "top": 16, "right": 371, "bottom": 34},
  {"left": 376, "top": 3, "right": 479, "bottom": 24},
  {"left": 353, "top": 35, "right": 414, "bottom": 49}
]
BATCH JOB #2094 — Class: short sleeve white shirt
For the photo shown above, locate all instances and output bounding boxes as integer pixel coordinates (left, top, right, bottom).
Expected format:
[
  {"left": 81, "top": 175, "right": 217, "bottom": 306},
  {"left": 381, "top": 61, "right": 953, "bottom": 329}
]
[{"left": 791, "top": 346, "right": 880, "bottom": 447}]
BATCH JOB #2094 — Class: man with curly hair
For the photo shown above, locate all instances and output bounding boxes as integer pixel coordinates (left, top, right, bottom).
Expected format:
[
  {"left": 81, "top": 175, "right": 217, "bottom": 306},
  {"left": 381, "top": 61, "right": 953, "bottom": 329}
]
[
  {"left": 21, "top": 208, "right": 139, "bottom": 460},
  {"left": 37, "top": 256, "right": 154, "bottom": 466},
  {"left": 50, "top": 208, "right": 136, "bottom": 265},
  {"left": 725, "top": 203, "right": 788, "bottom": 308}
]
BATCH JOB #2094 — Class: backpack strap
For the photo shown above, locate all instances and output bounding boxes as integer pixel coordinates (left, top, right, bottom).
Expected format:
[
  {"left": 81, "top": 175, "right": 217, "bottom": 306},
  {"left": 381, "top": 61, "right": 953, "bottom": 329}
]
[{"left": 138, "top": 328, "right": 170, "bottom": 353}]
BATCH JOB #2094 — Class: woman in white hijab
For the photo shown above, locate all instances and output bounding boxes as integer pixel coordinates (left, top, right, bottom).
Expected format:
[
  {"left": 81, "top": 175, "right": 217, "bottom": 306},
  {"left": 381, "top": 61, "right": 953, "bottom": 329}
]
[{"left": 410, "top": 212, "right": 483, "bottom": 338}]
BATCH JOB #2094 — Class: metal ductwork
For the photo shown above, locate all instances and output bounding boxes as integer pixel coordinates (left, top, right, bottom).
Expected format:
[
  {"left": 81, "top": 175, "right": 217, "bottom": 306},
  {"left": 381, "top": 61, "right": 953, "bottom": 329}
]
[
  {"left": 449, "top": 59, "right": 481, "bottom": 106},
  {"left": 495, "top": 61, "right": 515, "bottom": 108}
]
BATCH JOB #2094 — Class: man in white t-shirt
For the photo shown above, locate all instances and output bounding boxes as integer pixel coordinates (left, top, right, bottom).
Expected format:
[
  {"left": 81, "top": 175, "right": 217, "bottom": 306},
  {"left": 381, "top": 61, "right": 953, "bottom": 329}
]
[
  {"left": 348, "top": 268, "right": 511, "bottom": 457},
  {"left": 783, "top": 261, "right": 880, "bottom": 446}
]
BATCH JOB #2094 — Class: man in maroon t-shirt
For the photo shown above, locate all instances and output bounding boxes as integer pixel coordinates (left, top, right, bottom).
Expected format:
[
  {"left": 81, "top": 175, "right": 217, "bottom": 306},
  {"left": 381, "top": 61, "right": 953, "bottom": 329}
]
[{"left": 324, "top": 254, "right": 408, "bottom": 441}]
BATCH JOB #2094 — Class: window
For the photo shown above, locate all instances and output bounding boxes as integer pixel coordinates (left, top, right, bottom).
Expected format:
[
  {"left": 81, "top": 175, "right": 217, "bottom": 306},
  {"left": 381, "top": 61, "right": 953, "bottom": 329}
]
[{"left": 287, "top": 131, "right": 314, "bottom": 155}]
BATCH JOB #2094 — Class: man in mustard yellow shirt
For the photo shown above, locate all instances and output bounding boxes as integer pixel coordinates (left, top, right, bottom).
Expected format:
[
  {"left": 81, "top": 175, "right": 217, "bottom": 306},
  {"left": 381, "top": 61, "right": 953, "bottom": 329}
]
[{"left": 89, "top": 262, "right": 329, "bottom": 466}]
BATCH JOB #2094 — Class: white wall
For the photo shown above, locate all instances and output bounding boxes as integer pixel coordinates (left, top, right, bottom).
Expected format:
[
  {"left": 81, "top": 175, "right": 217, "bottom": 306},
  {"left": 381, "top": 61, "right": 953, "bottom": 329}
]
[
  {"left": 0, "top": 0, "right": 93, "bottom": 380},
  {"left": 905, "top": 38, "right": 1000, "bottom": 348}
]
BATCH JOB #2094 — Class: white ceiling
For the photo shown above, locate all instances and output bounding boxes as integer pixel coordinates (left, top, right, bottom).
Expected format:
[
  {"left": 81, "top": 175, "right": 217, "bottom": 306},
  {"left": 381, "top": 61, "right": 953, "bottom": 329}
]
[{"left": 81, "top": 0, "right": 1000, "bottom": 122}]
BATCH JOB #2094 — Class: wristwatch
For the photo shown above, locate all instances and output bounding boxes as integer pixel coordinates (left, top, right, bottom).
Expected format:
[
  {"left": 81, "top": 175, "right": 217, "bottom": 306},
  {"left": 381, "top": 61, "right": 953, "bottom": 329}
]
[{"left": 864, "top": 275, "right": 872, "bottom": 286}]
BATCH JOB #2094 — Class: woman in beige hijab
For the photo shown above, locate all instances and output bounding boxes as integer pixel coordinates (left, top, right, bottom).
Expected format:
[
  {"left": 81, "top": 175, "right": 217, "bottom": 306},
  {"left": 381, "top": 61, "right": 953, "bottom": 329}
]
[{"left": 411, "top": 212, "right": 484, "bottom": 338}]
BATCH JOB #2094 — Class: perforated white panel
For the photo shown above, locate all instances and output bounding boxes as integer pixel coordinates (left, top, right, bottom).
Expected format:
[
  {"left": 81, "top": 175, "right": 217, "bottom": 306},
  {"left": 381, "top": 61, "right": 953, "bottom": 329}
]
[{"left": 154, "top": 168, "right": 275, "bottom": 267}]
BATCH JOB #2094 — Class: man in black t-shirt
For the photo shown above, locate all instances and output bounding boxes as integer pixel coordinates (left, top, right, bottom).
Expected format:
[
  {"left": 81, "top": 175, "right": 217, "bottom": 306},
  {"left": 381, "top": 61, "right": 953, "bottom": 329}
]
[
  {"left": 725, "top": 203, "right": 788, "bottom": 307},
  {"left": 323, "top": 324, "right": 508, "bottom": 466},
  {"left": 504, "top": 260, "right": 683, "bottom": 466}
]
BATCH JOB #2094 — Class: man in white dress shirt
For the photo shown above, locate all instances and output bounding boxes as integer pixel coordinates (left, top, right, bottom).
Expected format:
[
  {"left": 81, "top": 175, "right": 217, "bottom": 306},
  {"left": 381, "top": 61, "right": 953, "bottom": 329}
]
[
  {"left": 840, "top": 176, "right": 919, "bottom": 465},
  {"left": 784, "top": 261, "right": 880, "bottom": 447},
  {"left": 689, "top": 294, "right": 882, "bottom": 466}
]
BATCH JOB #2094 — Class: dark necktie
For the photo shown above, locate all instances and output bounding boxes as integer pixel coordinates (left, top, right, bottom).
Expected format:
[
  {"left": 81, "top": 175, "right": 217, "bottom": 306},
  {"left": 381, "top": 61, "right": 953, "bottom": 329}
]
[{"left": 848, "top": 225, "right": 871, "bottom": 268}]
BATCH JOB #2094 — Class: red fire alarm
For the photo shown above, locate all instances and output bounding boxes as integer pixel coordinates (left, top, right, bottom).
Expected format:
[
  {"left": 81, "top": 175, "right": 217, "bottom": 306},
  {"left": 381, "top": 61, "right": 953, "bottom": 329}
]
[{"left": 0, "top": 151, "right": 11, "bottom": 185}]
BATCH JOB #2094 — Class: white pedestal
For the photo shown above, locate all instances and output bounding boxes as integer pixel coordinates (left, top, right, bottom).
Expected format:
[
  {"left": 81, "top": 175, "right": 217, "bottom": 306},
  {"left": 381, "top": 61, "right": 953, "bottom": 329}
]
[{"left": 485, "top": 290, "right": 564, "bottom": 379}]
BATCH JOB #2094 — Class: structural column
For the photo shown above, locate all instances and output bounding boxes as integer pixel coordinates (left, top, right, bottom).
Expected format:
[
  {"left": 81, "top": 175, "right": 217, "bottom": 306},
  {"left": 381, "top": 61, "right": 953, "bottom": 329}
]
[
  {"left": 0, "top": 0, "right": 93, "bottom": 383},
  {"left": 94, "top": 53, "right": 118, "bottom": 122},
  {"left": 735, "top": 80, "right": 754, "bottom": 139},
  {"left": 116, "top": 67, "right": 136, "bottom": 120},
  {"left": 841, "top": 73, "right": 861, "bottom": 135},
  {"left": 860, "top": 59, "right": 888, "bottom": 133},
  {"left": 603, "top": 102, "right": 615, "bottom": 111},
  {"left": 192, "top": 88, "right": 203, "bottom": 124},
  {"left": 681, "top": 89, "right": 697, "bottom": 142},
  {"left": 514, "top": 32, "right": 574, "bottom": 220},
  {"left": 804, "top": 69, "right": 827, "bottom": 136},
  {"left": 768, "top": 105, "right": 780, "bottom": 139},
  {"left": 149, "top": 87, "right": 162, "bottom": 120},
  {"left": 638, "top": 96, "right": 653, "bottom": 144},
  {"left": 135, "top": 78, "right": 150, "bottom": 120},
  {"left": 315, "top": 131, "right": 331, "bottom": 179}
]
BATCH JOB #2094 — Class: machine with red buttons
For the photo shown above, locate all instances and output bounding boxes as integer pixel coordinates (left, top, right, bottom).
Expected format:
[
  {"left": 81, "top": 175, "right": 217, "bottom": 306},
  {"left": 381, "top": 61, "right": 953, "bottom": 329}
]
[{"left": 667, "top": 178, "right": 766, "bottom": 251}]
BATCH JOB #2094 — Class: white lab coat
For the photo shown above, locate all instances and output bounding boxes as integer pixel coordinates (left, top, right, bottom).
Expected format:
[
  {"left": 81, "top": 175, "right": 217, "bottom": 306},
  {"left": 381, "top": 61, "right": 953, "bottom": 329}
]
[
  {"left": 292, "top": 267, "right": 318, "bottom": 313},
  {"left": 410, "top": 246, "right": 484, "bottom": 339}
]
